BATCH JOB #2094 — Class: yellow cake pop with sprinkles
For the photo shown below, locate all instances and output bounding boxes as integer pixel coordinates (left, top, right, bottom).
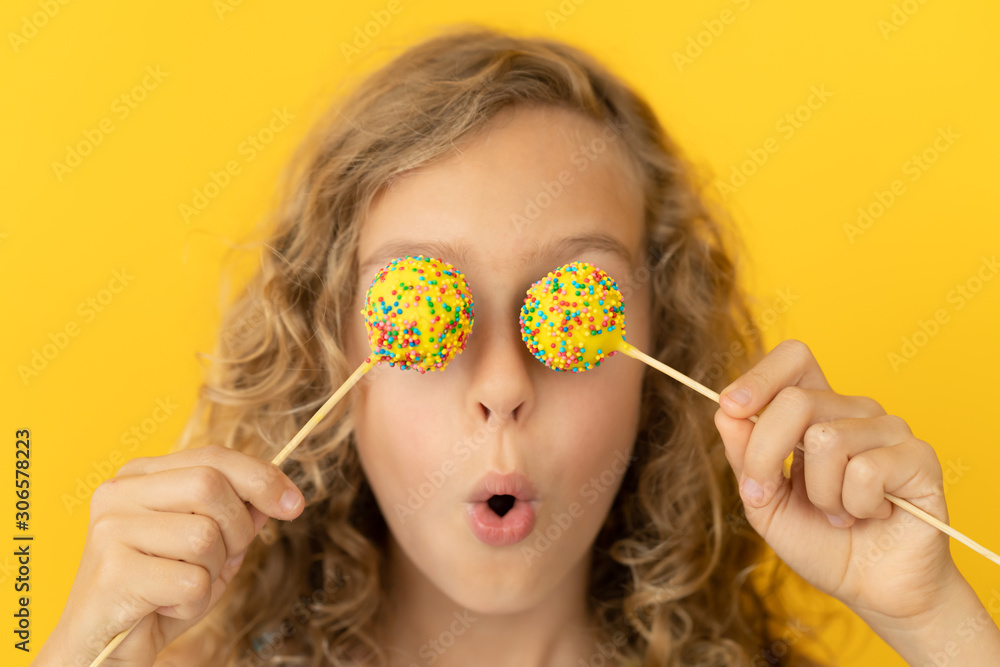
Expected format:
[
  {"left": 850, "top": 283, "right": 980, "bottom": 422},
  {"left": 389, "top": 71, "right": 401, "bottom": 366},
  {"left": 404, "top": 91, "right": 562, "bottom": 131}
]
[
  {"left": 519, "top": 261, "right": 626, "bottom": 372},
  {"left": 363, "top": 255, "right": 474, "bottom": 373}
]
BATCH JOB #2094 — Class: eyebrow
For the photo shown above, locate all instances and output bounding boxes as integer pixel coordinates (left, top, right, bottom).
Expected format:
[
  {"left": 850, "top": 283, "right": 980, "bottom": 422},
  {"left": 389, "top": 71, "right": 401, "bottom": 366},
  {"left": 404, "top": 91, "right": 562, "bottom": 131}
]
[{"left": 358, "top": 231, "right": 634, "bottom": 279}]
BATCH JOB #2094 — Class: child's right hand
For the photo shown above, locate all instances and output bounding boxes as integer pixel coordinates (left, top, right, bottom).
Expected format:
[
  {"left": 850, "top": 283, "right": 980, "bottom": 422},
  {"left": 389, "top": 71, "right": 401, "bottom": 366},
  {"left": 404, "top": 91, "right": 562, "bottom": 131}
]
[{"left": 34, "top": 445, "right": 305, "bottom": 667}]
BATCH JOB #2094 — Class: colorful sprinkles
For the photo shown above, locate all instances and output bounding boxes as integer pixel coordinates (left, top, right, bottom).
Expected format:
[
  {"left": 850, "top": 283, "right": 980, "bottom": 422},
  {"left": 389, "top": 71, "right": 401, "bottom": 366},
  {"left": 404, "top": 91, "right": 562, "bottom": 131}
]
[
  {"left": 519, "top": 261, "right": 626, "bottom": 372},
  {"left": 362, "top": 255, "right": 474, "bottom": 373}
]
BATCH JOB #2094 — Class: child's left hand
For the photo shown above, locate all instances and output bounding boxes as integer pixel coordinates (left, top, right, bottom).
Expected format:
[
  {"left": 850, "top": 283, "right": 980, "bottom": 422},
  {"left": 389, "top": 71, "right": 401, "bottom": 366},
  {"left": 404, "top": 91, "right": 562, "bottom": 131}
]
[{"left": 714, "top": 339, "right": 963, "bottom": 628}]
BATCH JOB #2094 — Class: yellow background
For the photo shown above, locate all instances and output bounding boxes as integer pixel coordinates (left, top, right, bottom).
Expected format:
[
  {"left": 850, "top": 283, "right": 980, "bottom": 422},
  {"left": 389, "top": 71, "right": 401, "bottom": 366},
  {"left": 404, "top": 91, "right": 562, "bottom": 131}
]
[{"left": 3, "top": 0, "right": 998, "bottom": 664}]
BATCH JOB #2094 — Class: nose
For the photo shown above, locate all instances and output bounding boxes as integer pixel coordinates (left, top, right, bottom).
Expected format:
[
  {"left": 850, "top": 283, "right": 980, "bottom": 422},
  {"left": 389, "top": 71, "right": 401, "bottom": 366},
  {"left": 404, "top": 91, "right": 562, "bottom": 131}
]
[{"left": 463, "top": 302, "right": 535, "bottom": 425}]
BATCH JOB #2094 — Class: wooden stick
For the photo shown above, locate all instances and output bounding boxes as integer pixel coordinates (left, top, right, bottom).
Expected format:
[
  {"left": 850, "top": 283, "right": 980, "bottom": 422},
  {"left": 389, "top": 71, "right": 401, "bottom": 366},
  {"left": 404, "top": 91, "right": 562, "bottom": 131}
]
[
  {"left": 89, "top": 356, "right": 378, "bottom": 667},
  {"left": 618, "top": 342, "right": 764, "bottom": 426},
  {"left": 88, "top": 618, "right": 142, "bottom": 666},
  {"left": 271, "top": 356, "right": 377, "bottom": 466},
  {"left": 619, "top": 342, "right": 723, "bottom": 404},
  {"left": 618, "top": 341, "right": 1000, "bottom": 568},
  {"left": 884, "top": 493, "right": 1000, "bottom": 566}
]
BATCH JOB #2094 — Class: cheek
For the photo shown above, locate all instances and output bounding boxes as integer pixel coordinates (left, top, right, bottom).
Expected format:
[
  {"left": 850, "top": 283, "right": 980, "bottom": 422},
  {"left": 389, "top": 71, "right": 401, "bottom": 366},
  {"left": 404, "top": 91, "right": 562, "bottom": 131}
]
[
  {"left": 345, "top": 300, "right": 371, "bottom": 367},
  {"left": 625, "top": 280, "right": 653, "bottom": 353},
  {"left": 541, "top": 355, "right": 643, "bottom": 502},
  {"left": 353, "top": 372, "right": 462, "bottom": 519}
]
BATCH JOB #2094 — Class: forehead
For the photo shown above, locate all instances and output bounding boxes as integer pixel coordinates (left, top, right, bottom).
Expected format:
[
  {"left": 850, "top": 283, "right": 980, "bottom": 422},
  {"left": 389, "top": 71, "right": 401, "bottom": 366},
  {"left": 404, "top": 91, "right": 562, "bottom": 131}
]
[{"left": 358, "top": 105, "right": 644, "bottom": 278}]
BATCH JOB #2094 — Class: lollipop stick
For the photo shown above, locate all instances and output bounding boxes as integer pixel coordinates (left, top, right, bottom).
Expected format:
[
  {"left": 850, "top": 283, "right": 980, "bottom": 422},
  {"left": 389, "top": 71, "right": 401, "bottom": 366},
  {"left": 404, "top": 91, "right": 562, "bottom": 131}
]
[
  {"left": 272, "top": 355, "right": 378, "bottom": 466},
  {"left": 619, "top": 342, "right": 761, "bottom": 424},
  {"left": 88, "top": 355, "right": 378, "bottom": 667},
  {"left": 619, "top": 342, "right": 724, "bottom": 404},
  {"left": 883, "top": 493, "right": 1000, "bottom": 566},
  {"left": 617, "top": 342, "right": 1000, "bottom": 568},
  {"left": 88, "top": 618, "right": 142, "bottom": 666}
]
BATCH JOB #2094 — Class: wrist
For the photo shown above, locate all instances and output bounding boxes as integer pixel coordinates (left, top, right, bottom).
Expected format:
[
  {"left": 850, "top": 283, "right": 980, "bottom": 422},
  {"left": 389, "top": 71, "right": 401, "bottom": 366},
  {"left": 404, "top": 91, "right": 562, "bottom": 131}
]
[
  {"left": 34, "top": 621, "right": 96, "bottom": 667},
  {"left": 853, "top": 569, "right": 1000, "bottom": 665},
  {"left": 33, "top": 632, "right": 74, "bottom": 667}
]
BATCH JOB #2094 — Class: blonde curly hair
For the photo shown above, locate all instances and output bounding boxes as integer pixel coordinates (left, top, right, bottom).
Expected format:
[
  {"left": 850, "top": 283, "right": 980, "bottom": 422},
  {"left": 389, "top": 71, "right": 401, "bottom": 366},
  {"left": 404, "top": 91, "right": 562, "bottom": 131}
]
[{"left": 171, "top": 24, "right": 837, "bottom": 667}]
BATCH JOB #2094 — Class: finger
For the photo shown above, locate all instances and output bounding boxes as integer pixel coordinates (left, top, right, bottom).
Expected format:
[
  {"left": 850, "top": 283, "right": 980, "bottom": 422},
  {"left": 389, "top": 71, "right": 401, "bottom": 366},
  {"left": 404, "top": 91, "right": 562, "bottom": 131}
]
[
  {"left": 98, "top": 467, "right": 259, "bottom": 559},
  {"left": 741, "top": 389, "right": 886, "bottom": 506},
  {"left": 108, "top": 544, "right": 215, "bottom": 622},
  {"left": 248, "top": 505, "right": 269, "bottom": 533},
  {"left": 157, "top": 546, "right": 247, "bottom": 645},
  {"left": 802, "top": 415, "right": 913, "bottom": 527},
  {"left": 715, "top": 405, "right": 755, "bottom": 474},
  {"left": 842, "top": 438, "right": 946, "bottom": 523},
  {"left": 719, "top": 339, "right": 833, "bottom": 420},
  {"left": 95, "top": 511, "right": 229, "bottom": 584},
  {"left": 116, "top": 444, "right": 305, "bottom": 519}
]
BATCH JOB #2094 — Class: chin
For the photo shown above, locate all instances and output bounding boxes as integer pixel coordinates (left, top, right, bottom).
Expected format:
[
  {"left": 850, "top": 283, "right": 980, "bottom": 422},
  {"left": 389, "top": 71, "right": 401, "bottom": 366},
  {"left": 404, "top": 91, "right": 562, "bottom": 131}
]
[
  {"left": 407, "top": 521, "right": 587, "bottom": 615},
  {"left": 433, "top": 564, "right": 551, "bottom": 615},
  {"left": 392, "top": 520, "right": 575, "bottom": 604}
]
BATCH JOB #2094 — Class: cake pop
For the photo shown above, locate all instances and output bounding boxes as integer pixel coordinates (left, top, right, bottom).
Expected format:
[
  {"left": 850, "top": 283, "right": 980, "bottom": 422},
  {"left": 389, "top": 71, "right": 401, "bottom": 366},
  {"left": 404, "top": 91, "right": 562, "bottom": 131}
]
[
  {"left": 363, "top": 255, "right": 474, "bottom": 372},
  {"left": 519, "top": 260, "right": 740, "bottom": 406}
]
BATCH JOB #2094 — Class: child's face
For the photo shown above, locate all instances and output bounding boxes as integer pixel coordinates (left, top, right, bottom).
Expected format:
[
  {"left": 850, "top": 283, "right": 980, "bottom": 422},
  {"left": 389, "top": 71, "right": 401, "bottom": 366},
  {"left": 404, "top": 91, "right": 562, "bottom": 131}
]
[{"left": 346, "top": 105, "right": 651, "bottom": 614}]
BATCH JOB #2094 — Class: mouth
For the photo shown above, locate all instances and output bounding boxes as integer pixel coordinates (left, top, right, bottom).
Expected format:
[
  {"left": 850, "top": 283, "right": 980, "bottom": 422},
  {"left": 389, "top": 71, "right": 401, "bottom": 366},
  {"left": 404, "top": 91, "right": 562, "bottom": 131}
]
[{"left": 465, "top": 471, "right": 539, "bottom": 546}]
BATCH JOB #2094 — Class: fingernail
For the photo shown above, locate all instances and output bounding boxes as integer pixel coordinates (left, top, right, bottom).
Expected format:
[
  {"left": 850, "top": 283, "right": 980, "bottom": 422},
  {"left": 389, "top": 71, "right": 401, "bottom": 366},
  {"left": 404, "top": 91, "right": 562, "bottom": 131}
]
[
  {"left": 825, "top": 513, "right": 848, "bottom": 528},
  {"left": 741, "top": 476, "right": 764, "bottom": 504},
  {"left": 725, "top": 388, "right": 751, "bottom": 407},
  {"left": 226, "top": 550, "right": 246, "bottom": 568},
  {"left": 279, "top": 489, "right": 302, "bottom": 513}
]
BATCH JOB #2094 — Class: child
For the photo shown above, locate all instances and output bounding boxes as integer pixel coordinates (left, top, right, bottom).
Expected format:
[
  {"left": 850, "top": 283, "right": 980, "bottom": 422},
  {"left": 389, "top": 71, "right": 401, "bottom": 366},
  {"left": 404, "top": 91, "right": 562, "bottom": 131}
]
[{"left": 36, "top": 26, "right": 1000, "bottom": 667}]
